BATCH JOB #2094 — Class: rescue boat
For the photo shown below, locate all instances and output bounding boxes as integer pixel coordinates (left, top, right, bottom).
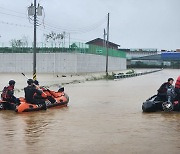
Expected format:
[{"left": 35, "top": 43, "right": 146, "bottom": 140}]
[
  {"left": 142, "top": 95, "right": 180, "bottom": 112},
  {"left": 0, "top": 100, "right": 16, "bottom": 110},
  {"left": 0, "top": 89, "right": 69, "bottom": 113},
  {"left": 15, "top": 90, "right": 69, "bottom": 113}
]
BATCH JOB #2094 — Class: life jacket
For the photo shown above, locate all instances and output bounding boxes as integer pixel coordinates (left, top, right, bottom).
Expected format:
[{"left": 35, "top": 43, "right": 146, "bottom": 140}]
[
  {"left": 40, "top": 91, "right": 47, "bottom": 98},
  {"left": 175, "top": 76, "right": 180, "bottom": 88},
  {"left": 48, "top": 90, "right": 64, "bottom": 98},
  {"left": 1, "top": 86, "right": 14, "bottom": 100},
  {"left": 33, "top": 90, "right": 47, "bottom": 99}
]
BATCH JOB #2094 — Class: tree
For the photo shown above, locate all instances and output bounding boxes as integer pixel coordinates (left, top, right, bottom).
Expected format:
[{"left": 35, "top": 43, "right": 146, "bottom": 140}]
[
  {"left": 10, "top": 39, "right": 23, "bottom": 48},
  {"left": 44, "top": 31, "right": 64, "bottom": 42},
  {"left": 44, "top": 31, "right": 65, "bottom": 48},
  {"left": 10, "top": 36, "right": 29, "bottom": 48}
]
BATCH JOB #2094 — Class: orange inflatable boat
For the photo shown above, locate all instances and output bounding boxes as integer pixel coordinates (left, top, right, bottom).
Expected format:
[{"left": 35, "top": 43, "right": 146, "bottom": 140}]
[
  {"left": 0, "top": 89, "right": 69, "bottom": 113},
  {"left": 15, "top": 90, "right": 69, "bottom": 113}
]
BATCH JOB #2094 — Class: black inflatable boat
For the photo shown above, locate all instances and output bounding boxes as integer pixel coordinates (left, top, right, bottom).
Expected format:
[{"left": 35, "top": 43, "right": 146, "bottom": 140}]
[{"left": 142, "top": 95, "right": 180, "bottom": 112}]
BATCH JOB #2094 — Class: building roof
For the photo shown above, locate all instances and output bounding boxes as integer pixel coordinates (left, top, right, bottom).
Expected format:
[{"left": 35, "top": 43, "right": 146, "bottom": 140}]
[{"left": 86, "top": 38, "right": 120, "bottom": 47}]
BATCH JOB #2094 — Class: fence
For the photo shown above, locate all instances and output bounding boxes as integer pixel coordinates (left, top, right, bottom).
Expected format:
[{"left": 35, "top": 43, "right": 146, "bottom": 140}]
[{"left": 0, "top": 42, "right": 126, "bottom": 58}]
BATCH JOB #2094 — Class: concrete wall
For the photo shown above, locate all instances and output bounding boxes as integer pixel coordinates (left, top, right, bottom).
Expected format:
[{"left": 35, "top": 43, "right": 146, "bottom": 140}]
[{"left": 0, "top": 53, "right": 126, "bottom": 73}]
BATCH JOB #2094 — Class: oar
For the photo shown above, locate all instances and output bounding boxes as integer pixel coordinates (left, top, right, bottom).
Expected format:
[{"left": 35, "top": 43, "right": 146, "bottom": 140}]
[{"left": 21, "top": 73, "right": 29, "bottom": 79}]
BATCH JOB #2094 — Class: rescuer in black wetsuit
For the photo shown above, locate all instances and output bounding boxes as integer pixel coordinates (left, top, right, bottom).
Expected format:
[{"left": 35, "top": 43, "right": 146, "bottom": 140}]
[
  {"left": 157, "top": 78, "right": 175, "bottom": 102},
  {"left": 34, "top": 80, "right": 56, "bottom": 104},
  {"left": 24, "top": 79, "right": 47, "bottom": 109}
]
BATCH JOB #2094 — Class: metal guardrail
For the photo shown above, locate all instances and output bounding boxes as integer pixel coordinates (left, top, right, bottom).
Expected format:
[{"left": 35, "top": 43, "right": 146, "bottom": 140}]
[{"left": 114, "top": 69, "right": 163, "bottom": 80}]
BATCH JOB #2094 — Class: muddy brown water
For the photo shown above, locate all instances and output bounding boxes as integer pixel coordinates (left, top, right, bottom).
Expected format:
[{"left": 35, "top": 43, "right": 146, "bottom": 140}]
[{"left": 0, "top": 69, "right": 180, "bottom": 154}]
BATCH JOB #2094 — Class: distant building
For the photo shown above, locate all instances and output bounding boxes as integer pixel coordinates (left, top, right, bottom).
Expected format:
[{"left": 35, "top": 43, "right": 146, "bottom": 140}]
[
  {"left": 86, "top": 38, "right": 120, "bottom": 50},
  {"left": 119, "top": 48, "right": 160, "bottom": 67},
  {"left": 176, "top": 49, "right": 180, "bottom": 52},
  {"left": 119, "top": 48, "right": 158, "bottom": 60}
]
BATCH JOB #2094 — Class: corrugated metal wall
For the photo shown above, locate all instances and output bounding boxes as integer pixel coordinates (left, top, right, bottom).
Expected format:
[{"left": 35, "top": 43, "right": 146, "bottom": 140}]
[{"left": 161, "top": 52, "right": 180, "bottom": 61}]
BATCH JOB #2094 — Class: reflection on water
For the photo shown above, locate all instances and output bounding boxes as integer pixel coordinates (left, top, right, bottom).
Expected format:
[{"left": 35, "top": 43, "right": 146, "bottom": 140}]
[
  {"left": 0, "top": 69, "right": 180, "bottom": 154},
  {"left": 24, "top": 113, "right": 49, "bottom": 146}
]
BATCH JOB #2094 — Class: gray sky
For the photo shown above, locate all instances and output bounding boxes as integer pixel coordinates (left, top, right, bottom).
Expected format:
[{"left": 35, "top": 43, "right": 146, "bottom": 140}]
[{"left": 0, "top": 0, "right": 180, "bottom": 50}]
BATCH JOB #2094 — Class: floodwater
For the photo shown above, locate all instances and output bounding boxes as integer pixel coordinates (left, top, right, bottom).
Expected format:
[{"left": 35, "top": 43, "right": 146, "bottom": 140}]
[{"left": 0, "top": 69, "right": 180, "bottom": 154}]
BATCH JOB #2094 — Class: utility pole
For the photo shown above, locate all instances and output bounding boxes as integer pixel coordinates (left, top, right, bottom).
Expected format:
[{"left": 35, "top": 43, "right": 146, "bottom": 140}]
[
  {"left": 33, "top": 0, "right": 37, "bottom": 80},
  {"left": 69, "top": 33, "right": 71, "bottom": 48},
  {"left": 28, "top": 0, "right": 43, "bottom": 80},
  {"left": 103, "top": 29, "right": 106, "bottom": 48},
  {"left": 106, "top": 13, "right": 110, "bottom": 77}
]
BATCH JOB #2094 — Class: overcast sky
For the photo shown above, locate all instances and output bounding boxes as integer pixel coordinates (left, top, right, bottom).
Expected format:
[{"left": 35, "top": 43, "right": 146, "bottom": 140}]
[{"left": 0, "top": 0, "right": 180, "bottom": 50}]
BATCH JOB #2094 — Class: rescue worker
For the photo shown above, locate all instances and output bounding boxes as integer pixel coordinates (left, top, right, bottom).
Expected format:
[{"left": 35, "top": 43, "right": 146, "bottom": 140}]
[
  {"left": 58, "top": 85, "right": 64, "bottom": 92},
  {"left": 24, "top": 79, "right": 47, "bottom": 109},
  {"left": 175, "top": 76, "right": 180, "bottom": 107},
  {"left": 157, "top": 78, "right": 175, "bottom": 102},
  {"left": 33, "top": 80, "right": 56, "bottom": 104},
  {"left": 34, "top": 80, "right": 39, "bottom": 87},
  {"left": 1, "top": 80, "right": 19, "bottom": 104},
  {"left": 175, "top": 76, "right": 180, "bottom": 97},
  {"left": 1, "top": 80, "right": 20, "bottom": 110}
]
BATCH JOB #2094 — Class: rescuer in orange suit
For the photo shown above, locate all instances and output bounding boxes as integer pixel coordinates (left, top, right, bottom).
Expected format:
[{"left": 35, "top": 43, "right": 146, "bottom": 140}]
[{"left": 175, "top": 76, "right": 180, "bottom": 100}]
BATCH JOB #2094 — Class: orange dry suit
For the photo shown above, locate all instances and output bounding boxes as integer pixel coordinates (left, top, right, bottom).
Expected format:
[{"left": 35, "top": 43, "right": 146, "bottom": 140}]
[{"left": 175, "top": 76, "right": 180, "bottom": 100}]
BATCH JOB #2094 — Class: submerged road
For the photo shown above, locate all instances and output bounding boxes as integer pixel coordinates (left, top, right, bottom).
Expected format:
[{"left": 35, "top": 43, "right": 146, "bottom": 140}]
[{"left": 0, "top": 69, "right": 180, "bottom": 154}]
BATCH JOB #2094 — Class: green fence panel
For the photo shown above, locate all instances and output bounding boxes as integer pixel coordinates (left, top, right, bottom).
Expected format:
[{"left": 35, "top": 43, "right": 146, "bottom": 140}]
[{"left": 0, "top": 42, "right": 126, "bottom": 58}]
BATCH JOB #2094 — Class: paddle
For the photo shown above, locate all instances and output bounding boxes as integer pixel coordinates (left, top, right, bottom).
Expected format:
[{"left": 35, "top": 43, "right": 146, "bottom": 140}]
[{"left": 21, "top": 73, "right": 29, "bottom": 79}]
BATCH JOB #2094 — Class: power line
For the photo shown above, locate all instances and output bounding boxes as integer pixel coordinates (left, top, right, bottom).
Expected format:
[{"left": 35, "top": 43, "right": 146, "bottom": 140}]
[
  {"left": 0, "top": 6, "right": 26, "bottom": 15},
  {"left": 36, "top": 18, "right": 106, "bottom": 37},
  {"left": 0, "top": 6, "right": 106, "bottom": 34},
  {"left": 41, "top": 16, "right": 106, "bottom": 34},
  {"left": 0, "top": 11, "right": 27, "bottom": 19},
  {"left": 0, "top": 5, "right": 107, "bottom": 45},
  {"left": 0, "top": 20, "right": 32, "bottom": 28}
]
